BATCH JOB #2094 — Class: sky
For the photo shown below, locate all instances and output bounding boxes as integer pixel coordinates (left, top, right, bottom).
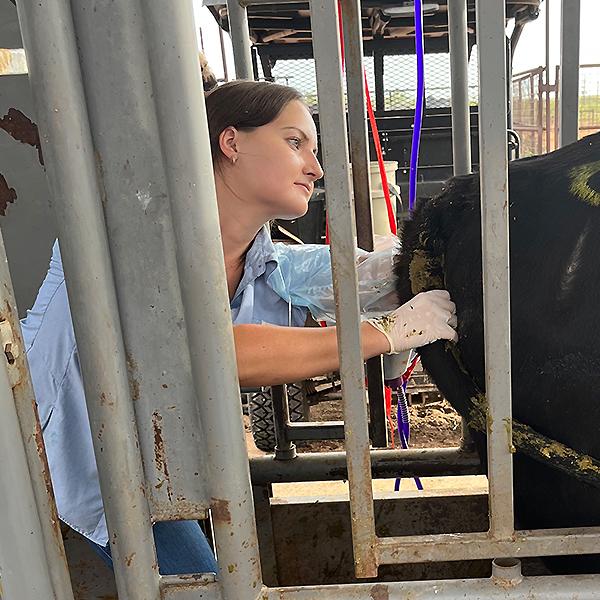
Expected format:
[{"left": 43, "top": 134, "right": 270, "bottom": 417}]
[{"left": 192, "top": 0, "right": 600, "bottom": 82}]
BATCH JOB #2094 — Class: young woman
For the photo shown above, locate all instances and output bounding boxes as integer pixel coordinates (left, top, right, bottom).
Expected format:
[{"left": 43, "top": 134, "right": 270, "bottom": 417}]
[{"left": 21, "top": 80, "right": 457, "bottom": 576}]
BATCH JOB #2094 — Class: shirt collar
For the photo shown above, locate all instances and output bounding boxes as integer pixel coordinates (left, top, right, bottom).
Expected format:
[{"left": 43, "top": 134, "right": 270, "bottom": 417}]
[{"left": 231, "top": 225, "right": 279, "bottom": 303}]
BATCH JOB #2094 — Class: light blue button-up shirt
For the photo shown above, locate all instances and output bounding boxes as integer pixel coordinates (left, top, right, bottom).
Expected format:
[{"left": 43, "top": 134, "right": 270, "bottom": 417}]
[
  {"left": 20, "top": 228, "right": 319, "bottom": 545},
  {"left": 21, "top": 227, "right": 397, "bottom": 545}
]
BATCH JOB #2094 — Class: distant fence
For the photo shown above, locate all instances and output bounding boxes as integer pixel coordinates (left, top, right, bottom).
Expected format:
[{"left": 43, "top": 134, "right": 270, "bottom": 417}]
[{"left": 512, "top": 64, "right": 600, "bottom": 157}]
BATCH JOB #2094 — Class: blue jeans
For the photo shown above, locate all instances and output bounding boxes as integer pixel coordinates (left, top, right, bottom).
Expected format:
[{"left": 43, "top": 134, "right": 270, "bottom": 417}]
[{"left": 90, "top": 520, "right": 218, "bottom": 576}]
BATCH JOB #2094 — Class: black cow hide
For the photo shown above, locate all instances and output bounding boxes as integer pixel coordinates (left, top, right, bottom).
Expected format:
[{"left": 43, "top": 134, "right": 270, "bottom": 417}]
[{"left": 395, "top": 131, "right": 600, "bottom": 574}]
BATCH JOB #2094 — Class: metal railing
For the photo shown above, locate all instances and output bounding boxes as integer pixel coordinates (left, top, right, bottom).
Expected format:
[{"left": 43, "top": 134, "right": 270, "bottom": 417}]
[
  {"left": 2, "top": 0, "right": 600, "bottom": 599},
  {"left": 512, "top": 63, "right": 600, "bottom": 157}
]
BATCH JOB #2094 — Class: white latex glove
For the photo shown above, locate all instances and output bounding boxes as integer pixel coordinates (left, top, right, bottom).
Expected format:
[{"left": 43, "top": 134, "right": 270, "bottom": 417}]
[{"left": 367, "top": 290, "right": 458, "bottom": 354}]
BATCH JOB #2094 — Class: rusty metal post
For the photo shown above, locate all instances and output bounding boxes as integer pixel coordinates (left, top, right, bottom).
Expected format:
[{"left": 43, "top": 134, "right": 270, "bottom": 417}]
[
  {"left": 142, "top": 0, "right": 263, "bottom": 596},
  {"left": 0, "top": 237, "right": 58, "bottom": 600},
  {"left": 14, "top": 0, "right": 160, "bottom": 597},
  {"left": 0, "top": 237, "right": 74, "bottom": 600},
  {"left": 310, "top": 0, "right": 378, "bottom": 579},
  {"left": 475, "top": 0, "right": 514, "bottom": 540}
]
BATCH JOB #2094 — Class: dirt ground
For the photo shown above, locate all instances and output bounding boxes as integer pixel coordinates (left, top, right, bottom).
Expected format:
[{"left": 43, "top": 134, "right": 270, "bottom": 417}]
[{"left": 295, "top": 396, "right": 462, "bottom": 454}]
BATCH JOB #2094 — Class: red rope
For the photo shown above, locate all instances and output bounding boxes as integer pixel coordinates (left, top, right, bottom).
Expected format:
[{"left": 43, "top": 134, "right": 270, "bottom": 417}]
[{"left": 364, "top": 73, "right": 397, "bottom": 235}]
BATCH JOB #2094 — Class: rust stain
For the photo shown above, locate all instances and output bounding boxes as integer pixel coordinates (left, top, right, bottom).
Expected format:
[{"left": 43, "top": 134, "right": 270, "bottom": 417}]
[
  {"left": 30, "top": 399, "right": 68, "bottom": 562},
  {"left": 210, "top": 498, "right": 232, "bottom": 524},
  {"left": 0, "top": 108, "right": 43, "bottom": 165},
  {"left": 125, "top": 350, "right": 140, "bottom": 401},
  {"left": 94, "top": 152, "right": 109, "bottom": 209},
  {"left": 124, "top": 551, "right": 136, "bottom": 566},
  {"left": 370, "top": 584, "right": 390, "bottom": 600},
  {"left": 0, "top": 171, "right": 17, "bottom": 216},
  {"left": 152, "top": 410, "right": 173, "bottom": 502}
]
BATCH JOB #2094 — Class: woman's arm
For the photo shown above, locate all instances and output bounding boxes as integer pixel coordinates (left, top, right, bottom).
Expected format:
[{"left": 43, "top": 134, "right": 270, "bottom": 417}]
[{"left": 234, "top": 322, "right": 390, "bottom": 387}]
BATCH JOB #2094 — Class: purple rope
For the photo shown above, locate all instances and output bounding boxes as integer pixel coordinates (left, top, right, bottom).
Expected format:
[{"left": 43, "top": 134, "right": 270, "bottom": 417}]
[
  {"left": 409, "top": 0, "right": 425, "bottom": 211},
  {"left": 386, "top": 378, "right": 423, "bottom": 492},
  {"left": 394, "top": 386, "right": 423, "bottom": 491}
]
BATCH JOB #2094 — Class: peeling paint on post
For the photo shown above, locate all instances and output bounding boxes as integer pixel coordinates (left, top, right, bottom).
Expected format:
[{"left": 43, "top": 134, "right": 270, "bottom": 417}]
[
  {"left": 0, "top": 108, "right": 44, "bottom": 165},
  {"left": 0, "top": 172, "right": 17, "bottom": 215}
]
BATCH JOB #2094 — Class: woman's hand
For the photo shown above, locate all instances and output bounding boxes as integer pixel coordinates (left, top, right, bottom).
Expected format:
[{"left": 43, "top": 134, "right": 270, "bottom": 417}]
[{"left": 367, "top": 290, "right": 458, "bottom": 353}]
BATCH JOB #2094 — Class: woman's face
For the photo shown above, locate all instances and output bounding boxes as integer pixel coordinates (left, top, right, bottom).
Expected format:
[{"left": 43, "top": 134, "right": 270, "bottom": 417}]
[{"left": 219, "top": 100, "right": 324, "bottom": 221}]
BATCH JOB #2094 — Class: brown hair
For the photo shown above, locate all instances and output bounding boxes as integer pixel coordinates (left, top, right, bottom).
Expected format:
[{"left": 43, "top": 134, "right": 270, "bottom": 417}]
[{"left": 205, "top": 80, "right": 303, "bottom": 167}]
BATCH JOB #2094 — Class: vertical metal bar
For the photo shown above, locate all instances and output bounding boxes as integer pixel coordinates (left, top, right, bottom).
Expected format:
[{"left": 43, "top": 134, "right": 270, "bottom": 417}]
[
  {"left": 0, "top": 262, "right": 55, "bottom": 600},
  {"left": 559, "top": 0, "right": 581, "bottom": 146},
  {"left": 537, "top": 71, "right": 543, "bottom": 155},
  {"left": 0, "top": 241, "right": 74, "bottom": 600},
  {"left": 310, "top": 0, "right": 378, "bottom": 579},
  {"left": 374, "top": 50, "right": 385, "bottom": 111},
  {"left": 252, "top": 484, "right": 279, "bottom": 586},
  {"left": 142, "top": 1, "right": 263, "bottom": 596},
  {"left": 340, "top": 0, "right": 387, "bottom": 449},
  {"left": 342, "top": 0, "right": 373, "bottom": 252},
  {"left": 226, "top": 0, "right": 254, "bottom": 79},
  {"left": 273, "top": 385, "right": 297, "bottom": 459},
  {"left": 475, "top": 0, "right": 514, "bottom": 539},
  {"left": 70, "top": 0, "right": 211, "bottom": 524},
  {"left": 15, "top": 1, "right": 160, "bottom": 598},
  {"left": 219, "top": 25, "right": 230, "bottom": 81},
  {"left": 448, "top": 0, "right": 472, "bottom": 176},
  {"left": 545, "top": 0, "right": 551, "bottom": 152},
  {"left": 554, "top": 64, "right": 561, "bottom": 149}
]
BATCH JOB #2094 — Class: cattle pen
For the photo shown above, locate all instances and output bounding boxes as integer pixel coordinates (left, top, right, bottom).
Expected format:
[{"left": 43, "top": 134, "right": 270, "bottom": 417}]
[{"left": 1, "top": 1, "right": 600, "bottom": 600}]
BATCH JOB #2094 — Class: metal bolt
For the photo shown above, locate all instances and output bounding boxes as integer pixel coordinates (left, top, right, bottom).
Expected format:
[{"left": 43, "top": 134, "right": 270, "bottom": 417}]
[{"left": 4, "top": 343, "right": 15, "bottom": 364}]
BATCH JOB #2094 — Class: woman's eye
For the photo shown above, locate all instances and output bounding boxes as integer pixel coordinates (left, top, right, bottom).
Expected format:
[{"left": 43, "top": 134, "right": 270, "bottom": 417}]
[{"left": 288, "top": 138, "right": 300, "bottom": 148}]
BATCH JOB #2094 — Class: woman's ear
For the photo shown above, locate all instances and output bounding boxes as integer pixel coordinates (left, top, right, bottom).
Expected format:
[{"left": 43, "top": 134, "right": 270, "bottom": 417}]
[{"left": 219, "top": 126, "right": 238, "bottom": 162}]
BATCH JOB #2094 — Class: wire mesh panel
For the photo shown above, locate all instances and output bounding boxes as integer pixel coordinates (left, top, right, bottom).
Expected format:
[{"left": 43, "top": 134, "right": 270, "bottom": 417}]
[
  {"left": 257, "top": 56, "right": 376, "bottom": 109},
  {"left": 256, "top": 51, "right": 479, "bottom": 112},
  {"left": 512, "top": 64, "right": 600, "bottom": 157},
  {"left": 383, "top": 48, "right": 479, "bottom": 110},
  {"left": 511, "top": 67, "right": 544, "bottom": 156}
]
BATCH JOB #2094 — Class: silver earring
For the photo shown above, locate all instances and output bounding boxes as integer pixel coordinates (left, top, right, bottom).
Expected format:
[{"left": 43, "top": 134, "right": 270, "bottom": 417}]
[{"left": 231, "top": 156, "right": 237, "bottom": 165}]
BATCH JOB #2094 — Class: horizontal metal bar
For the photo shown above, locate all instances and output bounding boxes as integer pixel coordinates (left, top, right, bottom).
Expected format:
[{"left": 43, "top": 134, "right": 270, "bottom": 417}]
[
  {"left": 160, "top": 575, "right": 219, "bottom": 600},
  {"left": 379, "top": 527, "right": 600, "bottom": 565},
  {"left": 165, "top": 574, "right": 600, "bottom": 599},
  {"left": 250, "top": 448, "right": 482, "bottom": 485},
  {"left": 287, "top": 421, "right": 345, "bottom": 441},
  {"left": 266, "top": 575, "right": 600, "bottom": 599}
]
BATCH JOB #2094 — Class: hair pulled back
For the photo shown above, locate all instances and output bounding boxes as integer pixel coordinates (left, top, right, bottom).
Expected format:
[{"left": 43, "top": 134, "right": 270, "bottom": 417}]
[{"left": 205, "top": 80, "right": 304, "bottom": 167}]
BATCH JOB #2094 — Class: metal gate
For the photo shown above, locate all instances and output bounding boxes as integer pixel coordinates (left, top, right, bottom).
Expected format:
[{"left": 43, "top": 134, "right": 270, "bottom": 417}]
[{"left": 1, "top": 0, "right": 600, "bottom": 599}]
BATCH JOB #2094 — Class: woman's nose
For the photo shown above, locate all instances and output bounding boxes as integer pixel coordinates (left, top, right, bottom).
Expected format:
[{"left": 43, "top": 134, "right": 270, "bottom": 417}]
[{"left": 305, "top": 153, "right": 324, "bottom": 181}]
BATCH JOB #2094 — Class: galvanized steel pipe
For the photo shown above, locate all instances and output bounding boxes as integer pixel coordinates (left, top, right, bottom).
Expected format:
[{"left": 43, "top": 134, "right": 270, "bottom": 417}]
[
  {"left": 0, "top": 174, "right": 73, "bottom": 600},
  {"left": 447, "top": 0, "right": 472, "bottom": 176},
  {"left": 475, "top": 0, "right": 514, "bottom": 540},
  {"left": 142, "top": 0, "right": 262, "bottom": 596},
  {"left": 15, "top": 0, "right": 160, "bottom": 597},
  {"left": 226, "top": 0, "right": 254, "bottom": 79},
  {"left": 310, "top": 0, "right": 378, "bottom": 578},
  {"left": 0, "top": 280, "right": 55, "bottom": 599},
  {"left": 249, "top": 448, "right": 482, "bottom": 484},
  {"left": 559, "top": 0, "right": 581, "bottom": 147}
]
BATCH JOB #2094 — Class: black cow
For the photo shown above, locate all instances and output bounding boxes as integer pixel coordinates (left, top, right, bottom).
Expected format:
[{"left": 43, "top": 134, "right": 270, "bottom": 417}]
[{"left": 395, "top": 131, "right": 600, "bottom": 574}]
